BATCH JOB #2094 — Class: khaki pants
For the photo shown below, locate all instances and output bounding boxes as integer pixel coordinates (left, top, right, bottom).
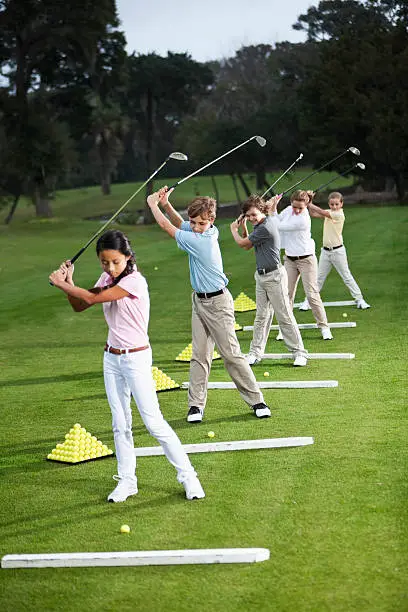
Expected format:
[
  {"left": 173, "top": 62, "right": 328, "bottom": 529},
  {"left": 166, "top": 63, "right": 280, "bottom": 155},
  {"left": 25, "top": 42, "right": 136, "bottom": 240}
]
[
  {"left": 250, "top": 266, "right": 307, "bottom": 359},
  {"left": 189, "top": 289, "right": 264, "bottom": 411},
  {"left": 317, "top": 246, "right": 363, "bottom": 301},
  {"left": 284, "top": 254, "right": 329, "bottom": 329}
]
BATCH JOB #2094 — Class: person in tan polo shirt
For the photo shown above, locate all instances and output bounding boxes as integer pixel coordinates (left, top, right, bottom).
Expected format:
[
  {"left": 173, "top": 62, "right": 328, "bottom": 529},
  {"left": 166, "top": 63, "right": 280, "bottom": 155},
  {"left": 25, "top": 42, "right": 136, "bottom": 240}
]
[{"left": 299, "top": 191, "right": 370, "bottom": 310}]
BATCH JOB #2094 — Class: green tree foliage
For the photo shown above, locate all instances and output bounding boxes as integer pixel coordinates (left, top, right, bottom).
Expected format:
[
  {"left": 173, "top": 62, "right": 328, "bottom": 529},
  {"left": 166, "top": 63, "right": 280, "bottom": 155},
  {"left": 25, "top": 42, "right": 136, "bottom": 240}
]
[
  {"left": 0, "top": 0, "right": 119, "bottom": 216},
  {"left": 293, "top": 0, "right": 408, "bottom": 200}
]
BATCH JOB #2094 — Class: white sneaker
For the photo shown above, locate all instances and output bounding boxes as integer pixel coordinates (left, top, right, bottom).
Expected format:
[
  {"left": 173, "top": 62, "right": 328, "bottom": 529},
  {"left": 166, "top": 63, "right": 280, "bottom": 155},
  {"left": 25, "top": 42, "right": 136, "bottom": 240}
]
[
  {"left": 252, "top": 402, "right": 271, "bottom": 418},
  {"left": 293, "top": 355, "right": 307, "bottom": 367},
  {"left": 321, "top": 327, "right": 333, "bottom": 340},
  {"left": 107, "top": 475, "right": 138, "bottom": 503},
  {"left": 187, "top": 406, "right": 203, "bottom": 423},
  {"left": 182, "top": 475, "right": 206, "bottom": 500},
  {"left": 356, "top": 299, "right": 371, "bottom": 309},
  {"left": 245, "top": 353, "right": 261, "bottom": 366},
  {"left": 298, "top": 299, "right": 310, "bottom": 311},
  {"left": 276, "top": 330, "right": 283, "bottom": 341}
]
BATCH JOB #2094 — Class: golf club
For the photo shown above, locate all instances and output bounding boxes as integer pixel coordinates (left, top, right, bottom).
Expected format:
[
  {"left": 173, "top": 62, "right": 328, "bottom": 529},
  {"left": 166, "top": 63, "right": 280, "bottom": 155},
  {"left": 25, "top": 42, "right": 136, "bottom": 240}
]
[
  {"left": 261, "top": 153, "right": 304, "bottom": 199},
  {"left": 50, "top": 152, "right": 188, "bottom": 284},
  {"left": 313, "top": 162, "right": 366, "bottom": 194},
  {"left": 168, "top": 136, "right": 266, "bottom": 190},
  {"left": 280, "top": 146, "right": 360, "bottom": 196}
]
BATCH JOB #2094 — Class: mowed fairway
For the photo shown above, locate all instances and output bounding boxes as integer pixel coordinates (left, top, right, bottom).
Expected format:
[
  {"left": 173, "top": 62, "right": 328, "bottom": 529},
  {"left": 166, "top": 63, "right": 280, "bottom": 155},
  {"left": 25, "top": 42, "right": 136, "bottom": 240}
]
[{"left": 0, "top": 205, "right": 407, "bottom": 611}]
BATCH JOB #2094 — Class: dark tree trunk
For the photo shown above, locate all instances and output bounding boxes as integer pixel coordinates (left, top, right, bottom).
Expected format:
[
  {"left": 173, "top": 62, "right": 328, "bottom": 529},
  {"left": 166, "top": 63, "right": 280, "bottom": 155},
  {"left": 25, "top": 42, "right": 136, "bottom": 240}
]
[
  {"left": 237, "top": 173, "right": 251, "bottom": 197},
  {"left": 231, "top": 174, "right": 241, "bottom": 203},
  {"left": 255, "top": 166, "right": 267, "bottom": 191},
  {"left": 4, "top": 194, "right": 20, "bottom": 224},
  {"left": 33, "top": 184, "right": 52, "bottom": 217},
  {"left": 101, "top": 172, "right": 111, "bottom": 195},
  {"left": 393, "top": 171, "right": 406, "bottom": 203},
  {"left": 211, "top": 176, "right": 219, "bottom": 202}
]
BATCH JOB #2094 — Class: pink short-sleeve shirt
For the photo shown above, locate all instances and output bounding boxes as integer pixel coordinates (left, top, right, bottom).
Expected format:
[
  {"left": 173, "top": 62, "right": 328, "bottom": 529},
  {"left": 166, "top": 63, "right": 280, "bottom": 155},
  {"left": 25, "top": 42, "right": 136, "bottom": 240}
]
[{"left": 95, "top": 270, "right": 150, "bottom": 349}]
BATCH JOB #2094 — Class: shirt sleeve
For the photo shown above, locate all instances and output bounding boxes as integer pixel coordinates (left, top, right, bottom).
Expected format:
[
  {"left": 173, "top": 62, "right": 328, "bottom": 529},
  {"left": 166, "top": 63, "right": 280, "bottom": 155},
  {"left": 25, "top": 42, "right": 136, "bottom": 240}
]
[
  {"left": 180, "top": 220, "right": 192, "bottom": 232},
  {"left": 117, "top": 273, "right": 144, "bottom": 298},
  {"left": 278, "top": 209, "right": 310, "bottom": 232},
  {"left": 175, "top": 228, "right": 203, "bottom": 256},
  {"left": 328, "top": 210, "right": 344, "bottom": 223},
  {"left": 248, "top": 224, "right": 270, "bottom": 246},
  {"left": 94, "top": 272, "right": 108, "bottom": 288}
]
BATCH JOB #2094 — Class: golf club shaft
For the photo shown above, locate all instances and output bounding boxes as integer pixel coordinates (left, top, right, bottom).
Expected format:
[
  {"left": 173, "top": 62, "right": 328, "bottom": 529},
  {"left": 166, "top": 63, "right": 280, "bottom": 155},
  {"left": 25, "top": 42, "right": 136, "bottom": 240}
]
[
  {"left": 168, "top": 136, "right": 259, "bottom": 189},
  {"left": 313, "top": 163, "right": 359, "bottom": 194},
  {"left": 281, "top": 149, "right": 352, "bottom": 196},
  {"left": 262, "top": 154, "right": 303, "bottom": 198},
  {"left": 69, "top": 159, "right": 168, "bottom": 264}
]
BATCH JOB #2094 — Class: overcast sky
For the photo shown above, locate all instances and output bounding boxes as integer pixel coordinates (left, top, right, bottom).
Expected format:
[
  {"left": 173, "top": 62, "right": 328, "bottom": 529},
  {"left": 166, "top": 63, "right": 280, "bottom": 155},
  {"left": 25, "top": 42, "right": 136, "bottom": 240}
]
[{"left": 116, "top": 0, "right": 315, "bottom": 62}]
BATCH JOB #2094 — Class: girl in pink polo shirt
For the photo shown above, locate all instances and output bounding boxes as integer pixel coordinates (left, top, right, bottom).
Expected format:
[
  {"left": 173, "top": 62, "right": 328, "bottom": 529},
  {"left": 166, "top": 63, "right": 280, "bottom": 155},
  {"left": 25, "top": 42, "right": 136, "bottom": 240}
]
[{"left": 49, "top": 230, "right": 204, "bottom": 503}]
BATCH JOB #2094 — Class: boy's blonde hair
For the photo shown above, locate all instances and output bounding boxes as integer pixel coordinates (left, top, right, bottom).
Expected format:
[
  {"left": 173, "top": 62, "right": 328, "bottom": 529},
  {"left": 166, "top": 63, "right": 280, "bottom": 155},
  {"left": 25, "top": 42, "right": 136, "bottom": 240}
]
[
  {"left": 290, "top": 189, "right": 309, "bottom": 203},
  {"left": 328, "top": 191, "right": 344, "bottom": 203},
  {"left": 187, "top": 196, "right": 217, "bottom": 219}
]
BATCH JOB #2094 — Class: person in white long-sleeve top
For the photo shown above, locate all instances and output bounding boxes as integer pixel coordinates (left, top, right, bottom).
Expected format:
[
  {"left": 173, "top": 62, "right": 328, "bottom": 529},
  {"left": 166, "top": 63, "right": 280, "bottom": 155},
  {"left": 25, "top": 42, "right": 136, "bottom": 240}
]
[{"left": 277, "top": 189, "right": 333, "bottom": 340}]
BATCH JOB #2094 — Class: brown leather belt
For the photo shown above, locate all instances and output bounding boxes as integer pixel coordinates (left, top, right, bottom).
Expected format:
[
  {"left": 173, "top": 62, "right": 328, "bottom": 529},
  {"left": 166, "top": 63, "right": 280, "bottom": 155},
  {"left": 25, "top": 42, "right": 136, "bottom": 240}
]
[{"left": 104, "top": 343, "right": 149, "bottom": 355}]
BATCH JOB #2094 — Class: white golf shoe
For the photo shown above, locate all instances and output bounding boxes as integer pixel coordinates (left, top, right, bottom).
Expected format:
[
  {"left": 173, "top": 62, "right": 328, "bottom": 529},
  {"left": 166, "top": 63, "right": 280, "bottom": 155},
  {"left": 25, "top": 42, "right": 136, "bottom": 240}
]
[
  {"left": 182, "top": 475, "right": 206, "bottom": 500},
  {"left": 293, "top": 355, "right": 307, "bottom": 367},
  {"left": 356, "top": 299, "right": 371, "bottom": 309},
  {"left": 321, "top": 327, "right": 333, "bottom": 340},
  {"left": 107, "top": 475, "right": 138, "bottom": 503},
  {"left": 245, "top": 353, "right": 261, "bottom": 366},
  {"left": 298, "top": 299, "right": 310, "bottom": 311}
]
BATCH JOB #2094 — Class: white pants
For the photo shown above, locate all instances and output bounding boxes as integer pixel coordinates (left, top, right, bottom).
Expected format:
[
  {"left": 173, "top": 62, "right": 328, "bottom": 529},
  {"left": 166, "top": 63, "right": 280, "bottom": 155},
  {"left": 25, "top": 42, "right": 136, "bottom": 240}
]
[
  {"left": 250, "top": 266, "right": 306, "bottom": 359},
  {"left": 317, "top": 246, "right": 363, "bottom": 301},
  {"left": 103, "top": 348, "right": 195, "bottom": 484}
]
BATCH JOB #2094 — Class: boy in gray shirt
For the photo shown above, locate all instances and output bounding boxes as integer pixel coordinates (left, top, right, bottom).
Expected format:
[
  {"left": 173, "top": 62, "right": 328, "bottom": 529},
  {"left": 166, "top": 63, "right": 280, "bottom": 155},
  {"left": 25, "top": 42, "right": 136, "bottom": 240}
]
[{"left": 230, "top": 194, "right": 307, "bottom": 366}]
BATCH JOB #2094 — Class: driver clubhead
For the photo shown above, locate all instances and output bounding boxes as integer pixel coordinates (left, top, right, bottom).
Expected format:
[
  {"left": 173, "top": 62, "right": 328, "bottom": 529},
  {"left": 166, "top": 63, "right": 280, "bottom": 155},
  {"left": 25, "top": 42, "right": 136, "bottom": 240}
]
[
  {"left": 169, "top": 152, "right": 188, "bottom": 161},
  {"left": 357, "top": 162, "right": 366, "bottom": 170},
  {"left": 348, "top": 147, "right": 360, "bottom": 156},
  {"left": 254, "top": 136, "right": 266, "bottom": 147}
]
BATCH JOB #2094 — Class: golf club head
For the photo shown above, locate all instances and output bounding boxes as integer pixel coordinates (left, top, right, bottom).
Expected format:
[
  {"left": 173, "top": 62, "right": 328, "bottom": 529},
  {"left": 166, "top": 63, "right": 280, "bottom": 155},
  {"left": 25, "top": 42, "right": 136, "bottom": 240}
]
[
  {"left": 357, "top": 162, "right": 366, "bottom": 170},
  {"left": 254, "top": 136, "right": 266, "bottom": 147},
  {"left": 297, "top": 153, "right": 304, "bottom": 161},
  {"left": 348, "top": 147, "right": 360, "bottom": 156},
  {"left": 169, "top": 151, "right": 188, "bottom": 161}
]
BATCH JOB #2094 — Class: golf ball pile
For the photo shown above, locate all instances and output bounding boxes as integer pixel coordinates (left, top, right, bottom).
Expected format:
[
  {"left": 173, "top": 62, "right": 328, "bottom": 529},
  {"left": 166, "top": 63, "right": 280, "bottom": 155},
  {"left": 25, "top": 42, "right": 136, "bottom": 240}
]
[
  {"left": 151, "top": 366, "right": 179, "bottom": 391},
  {"left": 176, "top": 343, "right": 221, "bottom": 362},
  {"left": 47, "top": 424, "right": 113, "bottom": 463},
  {"left": 233, "top": 292, "right": 257, "bottom": 312}
]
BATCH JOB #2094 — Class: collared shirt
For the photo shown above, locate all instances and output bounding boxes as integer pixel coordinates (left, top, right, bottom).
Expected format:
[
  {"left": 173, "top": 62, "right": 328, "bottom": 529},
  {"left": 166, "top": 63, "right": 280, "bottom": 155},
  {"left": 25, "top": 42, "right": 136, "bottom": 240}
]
[
  {"left": 175, "top": 221, "right": 228, "bottom": 293},
  {"left": 95, "top": 270, "right": 150, "bottom": 349},
  {"left": 323, "top": 209, "right": 345, "bottom": 248},
  {"left": 277, "top": 206, "right": 315, "bottom": 256},
  {"left": 248, "top": 215, "right": 281, "bottom": 270}
]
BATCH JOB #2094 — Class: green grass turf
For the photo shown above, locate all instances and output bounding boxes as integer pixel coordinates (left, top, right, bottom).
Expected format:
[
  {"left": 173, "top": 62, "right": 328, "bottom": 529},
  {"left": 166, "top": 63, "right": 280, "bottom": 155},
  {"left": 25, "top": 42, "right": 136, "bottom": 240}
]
[
  {"left": 3, "top": 168, "right": 353, "bottom": 222},
  {"left": 0, "top": 206, "right": 407, "bottom": 611}
]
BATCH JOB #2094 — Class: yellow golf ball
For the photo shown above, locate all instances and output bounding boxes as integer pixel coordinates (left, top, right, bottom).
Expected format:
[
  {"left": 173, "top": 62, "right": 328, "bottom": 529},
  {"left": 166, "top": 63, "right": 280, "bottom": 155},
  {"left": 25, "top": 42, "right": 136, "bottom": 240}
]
[
  {"left": 342, "top": 312, "right": 348, "bottom": 318},
  {"left": 263, "top": 372, "right": 270, "bottom": 377},
  {"left": 120, "top": 524, "right": 131, "bottom": 534},
  {"left": 207, "top": 431, "right": 215, "bottom": 438}
]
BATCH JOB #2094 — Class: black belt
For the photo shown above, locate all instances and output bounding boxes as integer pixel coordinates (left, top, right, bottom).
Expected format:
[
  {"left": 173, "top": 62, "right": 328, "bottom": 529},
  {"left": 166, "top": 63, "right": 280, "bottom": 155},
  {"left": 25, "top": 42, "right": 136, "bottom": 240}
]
[
  {"left": 286, "top": 254, "right": 312, "bottom": 261},
  {"left": 196, "top": 289, "right": 225, "bottom": 299},
  {"left": 323, "top": 245, "right": 343, "bottom": 251},
  {"left": 257, "top": 266, "right": 278, "bottom": 275}
]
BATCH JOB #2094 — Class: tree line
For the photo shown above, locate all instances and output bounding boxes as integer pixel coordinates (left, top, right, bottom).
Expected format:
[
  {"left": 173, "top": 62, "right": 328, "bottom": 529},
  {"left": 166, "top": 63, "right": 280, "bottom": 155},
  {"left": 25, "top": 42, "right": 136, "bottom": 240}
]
[{"left": 0, "top": 0, "right": 407, "bottom": 222}]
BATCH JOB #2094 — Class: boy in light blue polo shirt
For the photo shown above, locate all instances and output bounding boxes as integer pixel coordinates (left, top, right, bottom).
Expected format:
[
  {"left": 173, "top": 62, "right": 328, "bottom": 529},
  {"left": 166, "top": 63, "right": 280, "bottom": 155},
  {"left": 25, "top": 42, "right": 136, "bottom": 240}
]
[{"left": 147, "top": 186, "right": 271, "bottom": 423}]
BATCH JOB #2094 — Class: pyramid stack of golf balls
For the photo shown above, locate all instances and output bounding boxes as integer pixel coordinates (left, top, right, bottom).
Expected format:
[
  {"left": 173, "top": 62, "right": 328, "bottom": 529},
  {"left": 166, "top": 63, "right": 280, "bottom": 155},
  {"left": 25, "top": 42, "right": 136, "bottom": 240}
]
[
  {"left": 175, "top": 343, "right": 221, "bottom": 362},
  {"left": 152, "top": 366, "right": 180, "bottom": 391},
  {"left": 234, "top": 292, "right": 257, "bottom": 312},
  {"left": 47, "top": 424, "right": 114, "bottom": 463}
]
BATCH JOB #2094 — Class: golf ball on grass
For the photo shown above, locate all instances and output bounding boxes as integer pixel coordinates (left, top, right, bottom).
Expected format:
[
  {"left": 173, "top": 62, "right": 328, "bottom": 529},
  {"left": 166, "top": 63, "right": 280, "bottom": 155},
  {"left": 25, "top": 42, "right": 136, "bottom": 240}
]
[
  {"left": 120, "top": 524, "right": 131, "bottom": 534},
  {"left": 342, "top": 312, "right": 348, "bottom": 318},
  {"left": 263, "top": 372, "right": 270, "bottom": 377},
  {"left": 207, "top": 431, "right": 215, "bottom": 438}
]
